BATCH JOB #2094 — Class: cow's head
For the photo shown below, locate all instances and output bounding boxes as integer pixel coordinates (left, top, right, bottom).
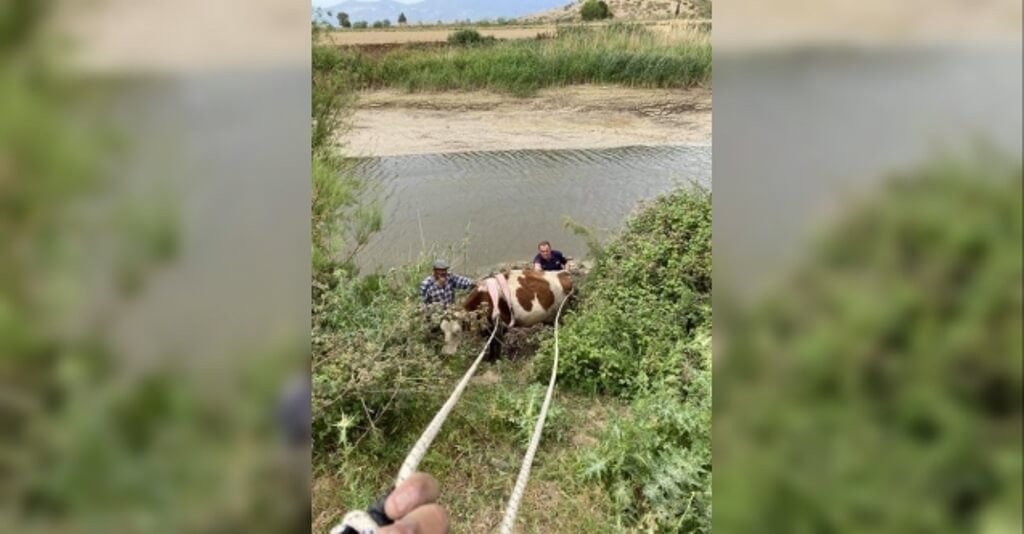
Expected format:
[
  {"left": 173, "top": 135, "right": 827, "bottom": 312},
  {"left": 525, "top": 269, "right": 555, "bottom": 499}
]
[
  {"left": 439, "top": 310, "right": 466, "bottom": 355},
  {"left": 438, "top": 286, "right": 493, "bottom": 354}
]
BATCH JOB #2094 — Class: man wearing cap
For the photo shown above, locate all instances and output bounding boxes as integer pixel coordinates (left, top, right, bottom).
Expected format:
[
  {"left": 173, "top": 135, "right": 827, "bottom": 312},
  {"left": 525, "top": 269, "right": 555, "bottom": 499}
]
[{"left": 419, "top": 259, "right": 475, "bottom": 309}]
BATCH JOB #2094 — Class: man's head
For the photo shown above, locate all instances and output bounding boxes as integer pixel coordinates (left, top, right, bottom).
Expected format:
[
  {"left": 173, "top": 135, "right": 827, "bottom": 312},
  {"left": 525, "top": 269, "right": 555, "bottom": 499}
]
[
  {"left": 537, "top": 241, "right": 553, "bottom": 260},
  {"left": 432, "top": 259, "right": 449, "bottom": 284}
]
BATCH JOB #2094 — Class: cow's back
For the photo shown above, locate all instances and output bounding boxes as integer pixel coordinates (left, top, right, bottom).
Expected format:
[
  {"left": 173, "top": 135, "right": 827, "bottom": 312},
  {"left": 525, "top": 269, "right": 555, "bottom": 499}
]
[{"left": 505, "top": 269, "right": 572, "bottom": 326}]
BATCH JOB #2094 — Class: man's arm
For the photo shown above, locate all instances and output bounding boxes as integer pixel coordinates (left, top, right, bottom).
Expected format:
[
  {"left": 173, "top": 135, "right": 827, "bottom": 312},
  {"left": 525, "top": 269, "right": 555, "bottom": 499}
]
[{"left": 451, "top": 273, "right": 475, "bottom": 290}]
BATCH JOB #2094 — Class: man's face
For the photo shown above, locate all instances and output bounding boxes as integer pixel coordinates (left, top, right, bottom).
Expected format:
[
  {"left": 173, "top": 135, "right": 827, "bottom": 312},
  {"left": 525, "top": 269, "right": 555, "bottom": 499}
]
[
  {"left": 539, "top": 245, "right": 552, "bottom": 260},
  {"left": 433, "top": 268, "right": 448, "bottom": 284}
]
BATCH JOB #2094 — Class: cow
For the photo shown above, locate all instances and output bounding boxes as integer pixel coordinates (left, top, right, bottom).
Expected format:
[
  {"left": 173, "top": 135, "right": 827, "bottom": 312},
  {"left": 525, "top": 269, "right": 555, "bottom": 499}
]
[{"left": 439, "top": 269, "right": 573, "bottom": 359}]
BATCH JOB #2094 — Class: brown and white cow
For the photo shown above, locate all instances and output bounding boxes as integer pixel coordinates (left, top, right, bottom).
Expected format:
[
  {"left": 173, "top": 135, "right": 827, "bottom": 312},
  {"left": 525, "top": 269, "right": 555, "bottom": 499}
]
[{"left": 439, "top": 269, "right": 573, "bottom": 358}]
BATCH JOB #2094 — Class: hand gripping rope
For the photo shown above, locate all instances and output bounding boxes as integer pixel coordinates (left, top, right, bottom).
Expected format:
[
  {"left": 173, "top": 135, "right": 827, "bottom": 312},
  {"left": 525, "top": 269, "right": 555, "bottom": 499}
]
[
  {"left": 332, "top": 323, "right": 500, "bottom": 534},
  {"left": 333, "top": 281, "right": 573, "bottom": 534}
]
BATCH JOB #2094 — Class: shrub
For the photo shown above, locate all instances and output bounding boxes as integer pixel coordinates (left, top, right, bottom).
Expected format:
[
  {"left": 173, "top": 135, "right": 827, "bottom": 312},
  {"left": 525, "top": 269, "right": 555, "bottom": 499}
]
[
  {"left": 447, "top": 28, "right": 496, "bottom": 46},
  {"left": 353, "top": 21, "right": 368, "bottom": 29},
  {"left": 581, "top": 0, "right": 612, "bottom": 21},
  {"left": 716, "top": 155, "right": 1023, "bottom": 532},
  {"left": 692, "top": 0, "right": 712, "bottom": 18},
  {"left": 540, "top": 186, "right": 713, "bottom": 532},
  {"left": 540, "top": 187, "right": 711, "bottom": 397},
  {"left": 580, "top": 384, "right": 711, "bottom": 532},
  {"left": 312, "top": 259, "right": 452, "bottom": 459}
]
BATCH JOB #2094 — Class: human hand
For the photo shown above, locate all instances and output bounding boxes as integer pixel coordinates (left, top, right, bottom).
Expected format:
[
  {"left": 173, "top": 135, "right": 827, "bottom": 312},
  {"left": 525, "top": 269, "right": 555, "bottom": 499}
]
[{"left": 379, "top": 473, "right": 448, "bottom": 534}]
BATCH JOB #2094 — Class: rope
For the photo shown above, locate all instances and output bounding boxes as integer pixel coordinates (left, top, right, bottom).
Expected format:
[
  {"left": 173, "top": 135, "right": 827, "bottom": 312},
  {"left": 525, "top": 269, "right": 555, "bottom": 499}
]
[
  {"left": 396, "top": 322, "right": 499, "bottom": 485},
  {"left": 498, "top": 288, "right": 574, "bottom": 534},
  {"left": 332, "top": 323, "right": 501, "bottom": 534}
]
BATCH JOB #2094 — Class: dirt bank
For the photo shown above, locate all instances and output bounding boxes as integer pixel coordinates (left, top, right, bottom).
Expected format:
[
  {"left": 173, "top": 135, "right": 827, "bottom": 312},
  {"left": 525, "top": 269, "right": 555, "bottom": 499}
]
[
  {"left": 340, "top": 85, "right": 711, "bottom": 156},
  {"left": 327, "top": 26, "right": 555, "bottom": 45}
]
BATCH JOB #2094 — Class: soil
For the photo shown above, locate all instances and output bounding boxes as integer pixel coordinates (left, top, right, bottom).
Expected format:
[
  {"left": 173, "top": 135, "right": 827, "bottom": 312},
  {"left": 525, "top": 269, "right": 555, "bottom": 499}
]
[
  {"left": 341, "top": 85, "right": 711, "bottom": 156},
  {"left": 326, "top": 26, "right": 556, "bottom": 46}
]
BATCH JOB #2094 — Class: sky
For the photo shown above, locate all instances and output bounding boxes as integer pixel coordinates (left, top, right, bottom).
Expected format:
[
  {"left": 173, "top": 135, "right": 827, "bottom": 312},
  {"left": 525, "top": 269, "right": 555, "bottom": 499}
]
[{"left": 311, "top": 0, "right": 423, "bottom": 6}]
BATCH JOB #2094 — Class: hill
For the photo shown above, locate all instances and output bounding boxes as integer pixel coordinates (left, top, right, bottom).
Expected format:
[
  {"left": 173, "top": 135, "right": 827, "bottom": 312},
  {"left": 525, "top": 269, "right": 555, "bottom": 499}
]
[{"left": 521, "top": 0, "right": 711, "bottom": 22}]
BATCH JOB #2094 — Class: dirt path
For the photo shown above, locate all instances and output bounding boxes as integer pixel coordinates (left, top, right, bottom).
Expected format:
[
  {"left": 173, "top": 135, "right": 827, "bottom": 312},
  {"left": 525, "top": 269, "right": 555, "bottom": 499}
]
[
  {"left": 327, "top": 26, "right": 555, "bottom": 45},
  {"left": 341, "top": 86, "right": 711, "bottom": 156}
]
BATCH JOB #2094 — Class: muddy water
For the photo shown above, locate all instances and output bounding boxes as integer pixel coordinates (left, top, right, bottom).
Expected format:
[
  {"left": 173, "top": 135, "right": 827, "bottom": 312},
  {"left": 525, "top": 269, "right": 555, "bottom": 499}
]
[{"left": 347, "top": 145, "right": 711, "bottom": 273}]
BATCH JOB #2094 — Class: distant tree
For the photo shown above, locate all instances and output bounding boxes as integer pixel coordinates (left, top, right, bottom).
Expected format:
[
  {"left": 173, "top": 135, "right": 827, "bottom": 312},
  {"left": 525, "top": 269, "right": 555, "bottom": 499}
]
[
  {"left": 580, "top": 0, "right": 612, "bottom": 21},
  {"left": 397, "top": 12, "right": 407, "bottom": 25},
  {"left": 372, "top": 20, "right": 384, "bottom": 28},
  {"left": 382, "top": 19, "right": 391, "bottom": 27},
  {"left": 353, "top": 20, "right": 368, "bottom": 29},
  {"left": 337, "top": 12, "right": 351, "bottom": 28}
]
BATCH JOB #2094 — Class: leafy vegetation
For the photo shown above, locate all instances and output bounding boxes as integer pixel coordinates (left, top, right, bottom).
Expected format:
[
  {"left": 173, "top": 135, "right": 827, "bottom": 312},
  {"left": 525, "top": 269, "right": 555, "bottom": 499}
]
[
  {"left": 447, "top": 28, "right": 497, "bottom": 46},
  {"left": 312, "top": 188, "right": 712, "bottom": 532},
  {"left": 716, "top": 154, "right": 1022, "bottom": 532},
  {"left": 539, "top": 188, "right": 713, "bottom": 531},
  {"left": 581, "top": 0, "right": 613, "bottom": 21},
  {"left": 1, "top": 4, "right": 304, "bottom": 531},
  {"left": 692, "top": 0, "right": 713, "bottom": 19},
  {"left": 543, "top": 188, "right": 711, "bottom": 398},
  {"left": 326, "top": 23, "right": 710, "bottom": 96}
]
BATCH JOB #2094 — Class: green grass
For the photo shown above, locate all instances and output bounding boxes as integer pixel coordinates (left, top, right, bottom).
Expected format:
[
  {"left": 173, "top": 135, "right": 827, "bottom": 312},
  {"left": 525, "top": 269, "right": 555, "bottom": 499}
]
[
  {"left": 312, "top": 188, "right": 713, "bottom": 532},
  {"left": 313, "top": 358, "right": 625, "bottom": 533},
  {"left": 328, "top": 24, "right": 711, "bottom": 96}
]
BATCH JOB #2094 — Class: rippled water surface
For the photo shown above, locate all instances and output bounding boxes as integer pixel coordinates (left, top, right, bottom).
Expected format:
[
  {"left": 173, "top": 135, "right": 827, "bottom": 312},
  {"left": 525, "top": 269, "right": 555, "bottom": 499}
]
[{"left": 348, "top": 145, "right": 712, "bottom": 272}]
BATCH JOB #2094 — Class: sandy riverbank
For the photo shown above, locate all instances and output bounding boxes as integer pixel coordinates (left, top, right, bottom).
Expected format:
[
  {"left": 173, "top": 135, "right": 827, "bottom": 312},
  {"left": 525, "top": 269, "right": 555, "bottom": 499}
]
[{"left": 339, "top": 85, "right": 711, "bottom": 156}]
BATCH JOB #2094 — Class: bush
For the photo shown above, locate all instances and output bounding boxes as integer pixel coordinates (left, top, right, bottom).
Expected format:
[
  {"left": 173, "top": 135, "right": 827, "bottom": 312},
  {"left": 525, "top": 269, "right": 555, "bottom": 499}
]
[
  {"left": 312, "top": 259, "right": 452, "bottom": 458},
  {"left": 540, "top": 187, "right": 711, "bottom": 397},
  {"left": 581, "top": 386, "right": 711, "bottom": 532},
  {"left": 692, "top": 0, "right": 712, "bottom": 18},
  {"left": 447, "top": 28, "right": 496, "bottom": 46},
  {"left": 716, "top": 155, "right": 1023, "bottom": 532},
  {"left": 581, "top": 0, "right": 612, "bottom": 21},
  {"left": 538, "top": 186, "right": 712, "bottom": 532},
  {"left": 353, "top": 21, "right": 368, "bottom": 29}
]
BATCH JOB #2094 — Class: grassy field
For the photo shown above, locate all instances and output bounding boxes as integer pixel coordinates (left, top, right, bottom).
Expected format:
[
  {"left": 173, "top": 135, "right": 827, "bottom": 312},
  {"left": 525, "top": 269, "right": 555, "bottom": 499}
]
[{"left": 317, "top": 23, "right": 711, "bottom": 96}]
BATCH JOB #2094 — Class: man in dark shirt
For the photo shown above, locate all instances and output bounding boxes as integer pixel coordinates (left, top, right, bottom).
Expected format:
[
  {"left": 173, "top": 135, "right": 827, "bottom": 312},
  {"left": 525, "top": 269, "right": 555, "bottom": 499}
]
[{"left": 533, "top": 241, "right": 568, "bottom": 271}]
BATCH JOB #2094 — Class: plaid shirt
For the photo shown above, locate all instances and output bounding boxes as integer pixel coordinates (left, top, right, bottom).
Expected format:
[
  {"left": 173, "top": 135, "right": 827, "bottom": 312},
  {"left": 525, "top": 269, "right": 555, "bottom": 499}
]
[{"left": 419, "top": 273, "right": 475, "bottom": 307}]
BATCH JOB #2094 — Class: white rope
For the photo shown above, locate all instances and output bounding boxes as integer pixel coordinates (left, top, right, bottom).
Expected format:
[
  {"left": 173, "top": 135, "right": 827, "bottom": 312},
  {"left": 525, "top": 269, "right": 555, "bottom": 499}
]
[
  {"left": 498, "top": 288, "right": 574, "bottom": 534},
  {"left": 396, "top": 322, "right": 499, "bottom": 485}
]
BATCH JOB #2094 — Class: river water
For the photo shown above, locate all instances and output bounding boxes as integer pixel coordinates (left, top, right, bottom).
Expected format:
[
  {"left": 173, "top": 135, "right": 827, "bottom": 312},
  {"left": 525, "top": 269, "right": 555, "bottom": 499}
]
[{"left": 347, "top": 144, "right": 712, "bottom": 273}]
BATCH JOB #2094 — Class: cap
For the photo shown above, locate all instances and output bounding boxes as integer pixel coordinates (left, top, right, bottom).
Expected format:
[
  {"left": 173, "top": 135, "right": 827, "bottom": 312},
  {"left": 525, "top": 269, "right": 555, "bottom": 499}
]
[{"left": 433, "top": 259, "right": 450, "bottom": 270}]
